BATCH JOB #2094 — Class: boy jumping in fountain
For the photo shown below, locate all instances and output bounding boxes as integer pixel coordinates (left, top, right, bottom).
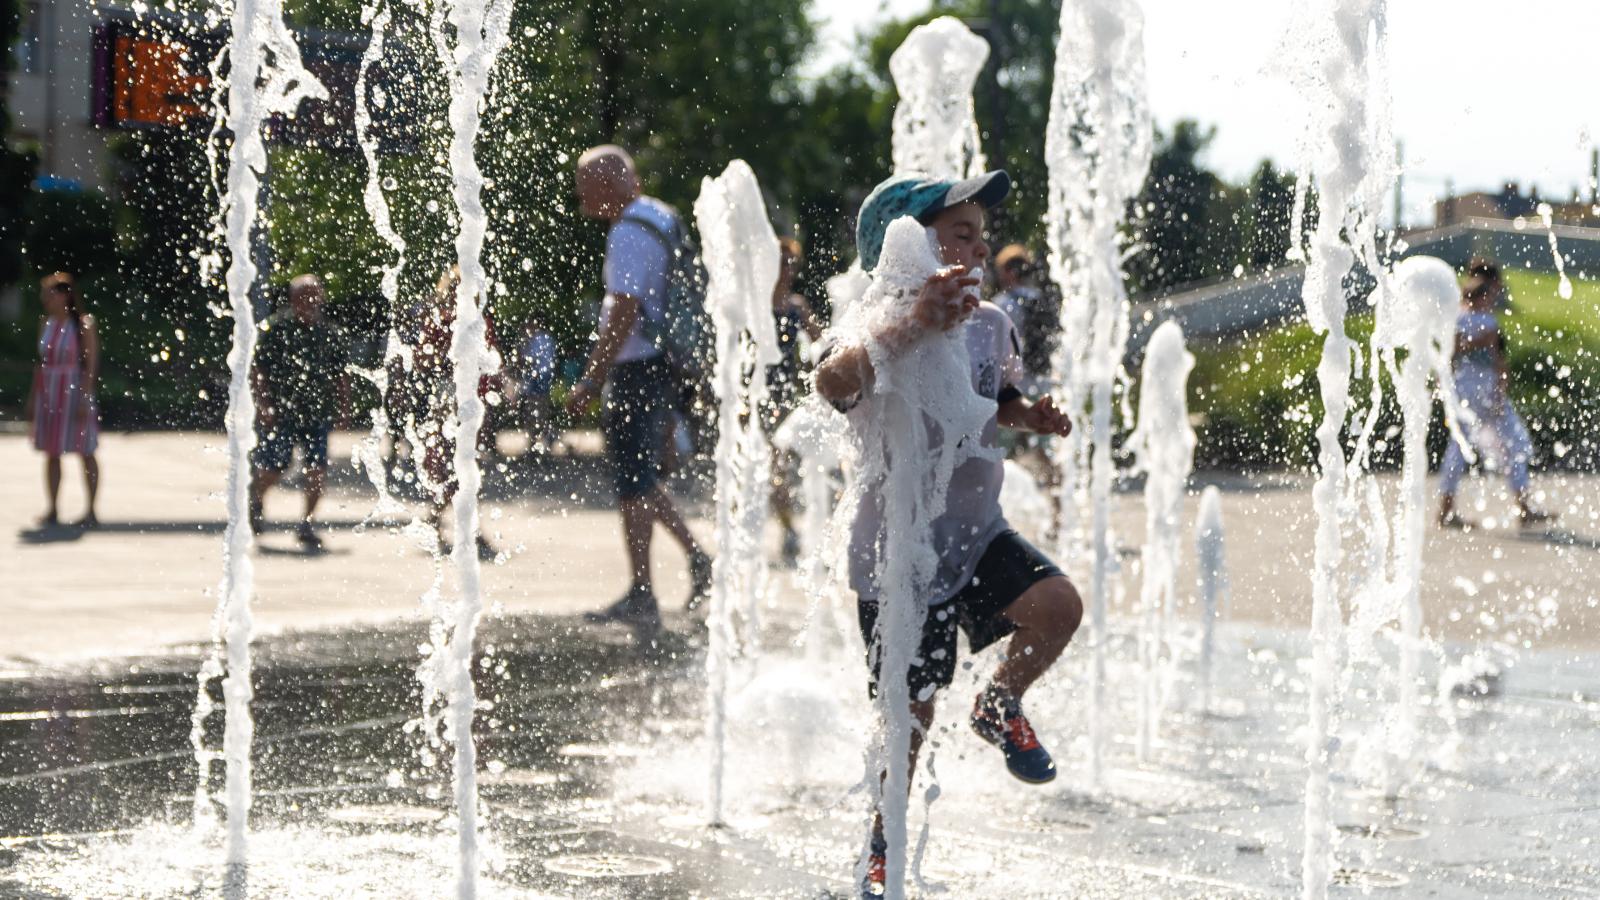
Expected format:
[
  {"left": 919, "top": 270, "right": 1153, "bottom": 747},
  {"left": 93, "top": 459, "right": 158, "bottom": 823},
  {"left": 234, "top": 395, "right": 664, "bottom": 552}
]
[{"left": 814, "top": 171, "right": 1084, "bottom": 897}]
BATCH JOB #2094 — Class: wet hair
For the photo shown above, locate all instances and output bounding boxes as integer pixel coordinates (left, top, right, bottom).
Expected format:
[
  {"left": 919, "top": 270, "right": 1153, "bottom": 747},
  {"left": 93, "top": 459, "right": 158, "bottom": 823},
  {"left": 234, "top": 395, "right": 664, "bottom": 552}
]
[{"left": 778, "top": 236, "right": 803, "bottom": 267}]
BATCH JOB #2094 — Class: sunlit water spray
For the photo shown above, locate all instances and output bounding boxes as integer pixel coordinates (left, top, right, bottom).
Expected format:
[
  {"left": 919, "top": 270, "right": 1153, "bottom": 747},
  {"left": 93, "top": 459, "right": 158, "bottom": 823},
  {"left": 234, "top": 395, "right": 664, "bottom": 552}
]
[
  {"left": 1280, "top": 0, "right": 1397, "bottom": 894},
  {"left": 426, "top": 0, "right": 514, "bottom": 894},
  {"left": 1193, "top": 485, "right": 1229, "bottom": 717},
  {"left": 820, "top": 18, "right": 996, "bottom": 898},
  {"left": 1537, "top": 202, "right": 1575, "bottom": 300},
  {"left": 694, "top": 159, "right": 782, "bottom": 825},
  {"left": 827, "top": 216, "right": 995, "bottom": 900},
  {"left": 1043, "top": 0, "right": 1153, "bottom": 785},
  {"left": 1351, "top": 256, "right": 1463, "bottom": 795},
  {"left": 348, "top": 0, "right": 409, "bottom": 524},
  {"left": 1126, "top": 321, "right": 1195, "bottom": 759},
  {"left": 195, "top": 0, "right": 325, "bottom": 868}
]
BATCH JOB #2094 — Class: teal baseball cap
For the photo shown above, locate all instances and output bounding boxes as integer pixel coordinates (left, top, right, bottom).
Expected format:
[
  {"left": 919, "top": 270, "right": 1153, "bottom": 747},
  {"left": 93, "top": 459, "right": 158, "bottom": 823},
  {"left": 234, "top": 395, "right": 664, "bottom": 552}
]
[{"left": 855, "top": 170, "right": 1011, "bottom": 271}]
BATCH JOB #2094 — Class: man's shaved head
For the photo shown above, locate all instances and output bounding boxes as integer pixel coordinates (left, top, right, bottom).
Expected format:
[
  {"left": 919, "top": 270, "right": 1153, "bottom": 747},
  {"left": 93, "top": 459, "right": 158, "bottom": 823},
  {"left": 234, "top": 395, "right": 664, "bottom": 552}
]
[
  {"left": 289, "top": 274, "right": 326, "bottom": 320},
  {"left": 575, "top": 145, "right": 640, "bottom": 221}
]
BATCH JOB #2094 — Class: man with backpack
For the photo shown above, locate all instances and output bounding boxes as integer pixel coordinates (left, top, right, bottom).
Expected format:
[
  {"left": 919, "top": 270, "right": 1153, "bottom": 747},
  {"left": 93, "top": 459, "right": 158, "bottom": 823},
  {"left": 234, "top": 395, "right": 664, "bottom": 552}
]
[{"left": 569, "top": 144, "right": 713, "bottom": 632}]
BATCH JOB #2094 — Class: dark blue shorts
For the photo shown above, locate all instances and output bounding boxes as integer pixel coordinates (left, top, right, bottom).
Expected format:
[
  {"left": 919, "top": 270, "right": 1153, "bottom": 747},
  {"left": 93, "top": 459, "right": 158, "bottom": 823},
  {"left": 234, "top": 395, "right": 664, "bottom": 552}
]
[
  {"left": 603, "top": 357, "right": 669, "bottom": 500},
  {"left": 253, "top": 422, "right": 331, "bottom": 472},
  {"left": 858, "top": 530, "right": 1063, "bottom": 698}
]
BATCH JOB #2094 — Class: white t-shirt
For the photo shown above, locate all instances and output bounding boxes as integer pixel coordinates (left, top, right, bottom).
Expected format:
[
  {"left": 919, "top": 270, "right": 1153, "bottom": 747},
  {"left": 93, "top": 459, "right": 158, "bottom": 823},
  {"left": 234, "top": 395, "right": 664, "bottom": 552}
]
[
  {"left": 601, "top": 196, "right": 676, "bottom": 365},
  {"left": 836, "top": 303, "right": 1027, "bottom": 605}
]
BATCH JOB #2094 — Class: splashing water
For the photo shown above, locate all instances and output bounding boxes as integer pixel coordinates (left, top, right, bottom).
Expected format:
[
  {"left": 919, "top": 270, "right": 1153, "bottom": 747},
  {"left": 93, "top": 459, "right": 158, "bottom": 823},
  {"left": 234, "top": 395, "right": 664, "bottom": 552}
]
[
  {"left": 825, "top": 217, "right": 995, "bottom": 900},
  {"left": 1127, "top": 321, "right": 1195, "bottom": 759},
  {"left": 1043, "top": 0, "right": 1153, "bottom": 785},
  {"left": 694, "top": 159, "right": 783, "bottom": 826},
  {"left": 773, "top": 397, "right": 850, "bottom": 656},
  {"left": 347, "top": 0, "right": 410, "bottom": 524},
  {"left": 1352, "top": 256, "right": 1462, "bottom": 794},
  {"left": 998, "top": 459, "right": 1053, "bottom": 544},
  {"left": 195, "top": 0, "right": 325, "bottom": 867},
  {"left": 1280, "top": 0, "right": 1396, "bottom": 894},
  {"left": 888, "top": 16, "right": 988, "bottom": 179},
  {"left": 428, "top": 0, "right": 514, "bottom": 893},
  {"left": 1193, "top": 485, "right": 1229, "bottom": 717}
]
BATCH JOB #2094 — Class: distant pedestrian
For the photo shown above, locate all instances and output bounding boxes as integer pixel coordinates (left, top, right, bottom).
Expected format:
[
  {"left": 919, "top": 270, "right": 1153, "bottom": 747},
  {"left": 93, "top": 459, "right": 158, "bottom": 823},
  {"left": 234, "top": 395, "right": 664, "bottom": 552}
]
[
  {"left": 990, "top": 244, "right": 1058, "bottom": 394},
  {"left": 569, "top": 144, "right": 712, "bottom": 631},
  {"left": 28, "top": 272, "right": 100, "bottom": 528},
  {"left": 415, "top": 266, "right": 505, "bottom": 560},
  {"left": 517, "top": 314, "right": 560, "bottom": 454},
  {"left": 249, "top": 274, "right": 351, "bottom": 551},
  {"left": 1438, "top": 259, "right": 1556, "bottom": 529}
]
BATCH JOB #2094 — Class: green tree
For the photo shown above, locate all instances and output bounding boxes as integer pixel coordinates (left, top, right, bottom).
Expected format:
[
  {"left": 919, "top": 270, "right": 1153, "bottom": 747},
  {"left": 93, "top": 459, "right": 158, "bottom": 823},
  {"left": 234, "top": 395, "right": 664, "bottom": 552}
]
[
  {"left": 0, "top": 0, "right": 40, "bottom": 294},
  {"left": 1125, "top": 120, "right": 1241, "bottom": 294},
  {"left": 1242, "top": 159, "right": 1298, "bottom": 270}
]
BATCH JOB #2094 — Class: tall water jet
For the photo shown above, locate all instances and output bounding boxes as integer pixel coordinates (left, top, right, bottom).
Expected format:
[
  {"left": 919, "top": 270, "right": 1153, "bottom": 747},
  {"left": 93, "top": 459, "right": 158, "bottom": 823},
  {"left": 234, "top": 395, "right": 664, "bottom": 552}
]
[
  {"left": 194, "top": 0, "right": 324, "bottom": 867},
  {"left": 694, "top": 159, "right": 782, "bottom": 825},
  {"left": 1365, "top": 256, "right": 1460, "bottom": 792},
  {"left": 1280, "top": 1, "right": 1396, "bottom": 894},
  {"left": 1194, "top": 485, "right": 1229, "bottom": 716},
  {"left": 827, "top": 216, "right": 995, "bottom": 900},
  {"left": 430, "top": 0, "right": 513, "bottom": 893},
  {"left": 348, "top": 0, "right": 409, "bottom": 524},
  {"left": 1043, "top": 0, "right": 1153, "bottom": 783},
  {"left": 774, "top": 397, "right": 848, "bottom": 656},
  {"left": 888, "top": 16, "right": 988, "bottom": 180},
  {"left": 1126, "top": 320, "right": 1195, "bottom": 759}
]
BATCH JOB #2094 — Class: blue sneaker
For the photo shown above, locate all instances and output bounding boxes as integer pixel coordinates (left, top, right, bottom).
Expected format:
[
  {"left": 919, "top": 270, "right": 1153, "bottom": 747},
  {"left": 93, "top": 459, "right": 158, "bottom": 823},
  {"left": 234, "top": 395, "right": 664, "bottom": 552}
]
[
  {"left": 859, "top": 834, "right": 887, "bottom": 898},
  {"left": 970, "top": 688, "right": 1056, "bottom": 784}
]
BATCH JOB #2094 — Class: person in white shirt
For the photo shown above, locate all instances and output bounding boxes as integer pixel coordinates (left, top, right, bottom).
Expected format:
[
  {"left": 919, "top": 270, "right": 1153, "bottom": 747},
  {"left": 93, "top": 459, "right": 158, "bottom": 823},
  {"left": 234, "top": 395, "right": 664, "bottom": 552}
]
[{"left": 568, "top": 145, "right": 712, "bottom": 632}]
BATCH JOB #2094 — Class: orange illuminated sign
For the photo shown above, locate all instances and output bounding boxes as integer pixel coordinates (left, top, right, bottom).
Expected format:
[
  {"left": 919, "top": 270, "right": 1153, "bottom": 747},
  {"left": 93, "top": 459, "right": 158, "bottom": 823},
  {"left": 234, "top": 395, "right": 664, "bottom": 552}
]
[{"left": 110, "top": 33, "right": 209, "bottom": 127}]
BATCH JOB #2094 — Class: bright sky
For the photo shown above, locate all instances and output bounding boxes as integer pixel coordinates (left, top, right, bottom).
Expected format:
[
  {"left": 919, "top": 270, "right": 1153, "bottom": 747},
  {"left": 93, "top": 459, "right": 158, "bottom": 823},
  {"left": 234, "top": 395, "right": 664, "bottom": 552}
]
[{"left": 810, "top": 0, "right": 1600, "bottom": 226}]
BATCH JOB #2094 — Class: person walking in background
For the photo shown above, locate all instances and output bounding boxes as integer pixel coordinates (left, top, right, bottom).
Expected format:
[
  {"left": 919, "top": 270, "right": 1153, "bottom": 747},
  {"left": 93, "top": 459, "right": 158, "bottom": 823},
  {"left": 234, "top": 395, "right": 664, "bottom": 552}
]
[
  {"left": 249, "top": 274, "right": 351, "bottom": 551},
  {"left": 517, "top": 314, "right": 560, "bottom": 455},
  {"left": 990, "top": 244, "right": 1059, "bottom": 395},
  {"left": 568, "top": 144, "right": 712, "bottom": 632},
  {"left": 28, "top": 271, "right": 101, "bottom": 528},
  {"left": 766, "top": 237, "right": 823, "bottom": 565},
  {"left": 1438, "top": 259, "right": 1556, "bottom": 530}
]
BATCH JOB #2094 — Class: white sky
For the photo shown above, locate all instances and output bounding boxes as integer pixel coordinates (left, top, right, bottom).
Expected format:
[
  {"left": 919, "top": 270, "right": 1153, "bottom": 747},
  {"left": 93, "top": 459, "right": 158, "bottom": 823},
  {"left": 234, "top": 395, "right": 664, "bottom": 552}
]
[{"left": 810, "top": 0, "right": 1600, "bottom": 226}]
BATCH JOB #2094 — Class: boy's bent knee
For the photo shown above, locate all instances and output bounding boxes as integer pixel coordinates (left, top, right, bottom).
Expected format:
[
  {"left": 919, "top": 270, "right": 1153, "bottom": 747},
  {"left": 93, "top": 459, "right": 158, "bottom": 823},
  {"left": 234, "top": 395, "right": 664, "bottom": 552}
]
[{"left": 1006, "top": 576, "right": 1083, "bottom": 638}]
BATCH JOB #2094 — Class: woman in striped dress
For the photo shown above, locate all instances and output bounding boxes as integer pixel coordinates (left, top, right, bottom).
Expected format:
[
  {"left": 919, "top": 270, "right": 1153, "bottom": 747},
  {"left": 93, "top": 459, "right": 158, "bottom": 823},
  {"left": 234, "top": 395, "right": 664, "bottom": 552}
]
[{"left": 26, "top": 272, "right": 101, "bottom": 527}]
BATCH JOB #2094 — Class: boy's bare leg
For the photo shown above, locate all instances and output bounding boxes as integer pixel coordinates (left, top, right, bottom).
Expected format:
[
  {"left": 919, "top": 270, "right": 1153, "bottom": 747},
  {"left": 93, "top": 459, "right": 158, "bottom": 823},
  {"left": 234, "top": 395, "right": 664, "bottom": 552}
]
[{"left": 992, "top": 576, "right": 1083, "bottom": 698}]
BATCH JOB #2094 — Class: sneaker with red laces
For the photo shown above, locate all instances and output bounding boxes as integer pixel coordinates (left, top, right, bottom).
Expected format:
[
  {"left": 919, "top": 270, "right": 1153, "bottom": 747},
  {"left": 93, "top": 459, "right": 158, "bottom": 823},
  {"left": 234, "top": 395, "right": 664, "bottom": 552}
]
[
  {"left": 859, "top": 834, "right": 887, "bottom": 898},
  {"left": 970, "top": 687, "right": 1056, "bottom": 784}
]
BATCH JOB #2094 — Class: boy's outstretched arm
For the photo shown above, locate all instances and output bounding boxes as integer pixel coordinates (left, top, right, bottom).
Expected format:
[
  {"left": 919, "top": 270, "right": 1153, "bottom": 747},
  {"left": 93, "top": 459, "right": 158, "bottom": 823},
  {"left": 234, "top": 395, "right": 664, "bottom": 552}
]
[{"left": 814, "top": 266, "right": 981, "bottom": 408}]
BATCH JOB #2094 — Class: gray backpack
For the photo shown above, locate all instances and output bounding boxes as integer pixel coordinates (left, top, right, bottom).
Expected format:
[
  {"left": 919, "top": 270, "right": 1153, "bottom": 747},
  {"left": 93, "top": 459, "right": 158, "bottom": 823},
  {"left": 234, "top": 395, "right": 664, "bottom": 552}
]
[{"left": 619, "top": 207, "right": 711, "bottom": 376}]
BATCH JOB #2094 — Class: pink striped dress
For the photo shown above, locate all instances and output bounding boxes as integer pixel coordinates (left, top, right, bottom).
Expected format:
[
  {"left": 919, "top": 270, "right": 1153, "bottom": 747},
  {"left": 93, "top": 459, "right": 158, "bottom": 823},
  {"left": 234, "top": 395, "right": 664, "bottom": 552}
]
[{"left": 31, "top": 317, "right": 99, "bottom": 455}]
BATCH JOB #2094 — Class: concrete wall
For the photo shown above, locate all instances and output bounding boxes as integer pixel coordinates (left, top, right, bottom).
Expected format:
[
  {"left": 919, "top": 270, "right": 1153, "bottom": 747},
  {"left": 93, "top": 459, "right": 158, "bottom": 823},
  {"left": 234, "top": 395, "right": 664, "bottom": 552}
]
[
  {"left": 1124, "top": 219, "right": 1600, "bottom": 361},
  {"left": 8, "top": 0, "right": 110, "bottom": 189}
]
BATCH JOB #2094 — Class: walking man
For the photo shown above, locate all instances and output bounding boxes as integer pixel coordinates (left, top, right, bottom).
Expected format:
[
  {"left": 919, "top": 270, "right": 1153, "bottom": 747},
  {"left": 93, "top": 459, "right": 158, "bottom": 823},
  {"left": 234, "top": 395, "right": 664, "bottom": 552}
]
[
  {"left": 568, "top": 145, "right": 712, "bottom": 630},
  {"left": 250, "top": 274, "right": 351, "bottom": 551}
]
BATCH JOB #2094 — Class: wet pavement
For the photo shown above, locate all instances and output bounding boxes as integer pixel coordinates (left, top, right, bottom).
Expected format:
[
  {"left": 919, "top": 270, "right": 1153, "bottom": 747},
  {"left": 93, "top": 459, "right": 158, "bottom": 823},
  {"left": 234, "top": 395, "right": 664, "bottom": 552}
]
[{"left": 2, "top": 601, "right": 1599, "bottom": 899}]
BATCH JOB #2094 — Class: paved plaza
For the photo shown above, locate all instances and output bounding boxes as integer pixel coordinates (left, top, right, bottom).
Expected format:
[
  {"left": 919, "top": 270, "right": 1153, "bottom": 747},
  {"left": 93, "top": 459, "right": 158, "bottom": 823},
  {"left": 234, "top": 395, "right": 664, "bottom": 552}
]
[{"left": 1, "top": 430, "right": 1598, "bottom": 898}]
